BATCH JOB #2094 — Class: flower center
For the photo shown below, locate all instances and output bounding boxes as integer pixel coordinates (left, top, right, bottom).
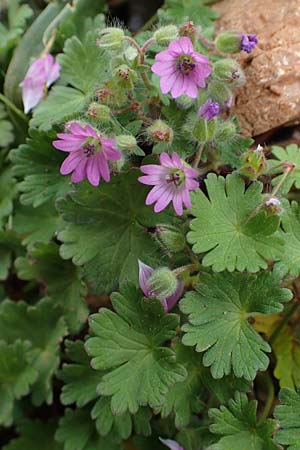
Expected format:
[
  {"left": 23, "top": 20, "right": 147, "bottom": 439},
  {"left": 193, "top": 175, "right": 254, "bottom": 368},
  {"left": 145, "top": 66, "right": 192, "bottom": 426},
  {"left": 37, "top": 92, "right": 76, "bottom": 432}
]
[
  {"left": 82, "top": 137, "right": 102, "bottom": 157},
  {"left": 165, "top": 168, "right": 185, "bottom": 187},
  {"left": 176, "top": 55, "right": 195, "bottom": 74}
]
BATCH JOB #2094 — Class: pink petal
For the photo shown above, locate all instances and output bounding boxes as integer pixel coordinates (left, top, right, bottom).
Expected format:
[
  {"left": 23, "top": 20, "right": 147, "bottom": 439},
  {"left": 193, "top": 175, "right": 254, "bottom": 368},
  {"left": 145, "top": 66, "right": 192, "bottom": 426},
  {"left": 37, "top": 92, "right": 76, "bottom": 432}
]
[
  {"left": 98, "top": 154, "right": 110, "bottom": 182},
  {"left": 181, "top": 188, "right": 192, "bottom": 209},
  {"left": 172, "top": 192, "right": 184, "bottom": 216},
  {"left": 155, "top": 50, "right": 177, "bottom": 62},
  {"left": 45, "top": 59, "right": 61, "bottom": 86},
  {"left": 168, "top": 40, "right": 183, "bottom": 55},
  {"left": 184, "top": 80, "right": 198, "bottom": 98},
  {"left": 171, "top": 73, "right": 186, "bottom": 98},
  {"left": 140, "top": 165, "right": 167, "bottom": 175},
  {"left": 185, "top": 178, "right": 199, "bottom": 190},
  {"left": 138, "top": 175, "right": 164, "bottom": 186},
  {"left": 166, "top": 280, "right": 184, "bottom": 311},
  {"left": 151, "top": 62, "right": 177, "bottom": 77},
  {"left": 178, "top": 37, "right": 194, "bottom": 54},
  {"left": 146, "top": 184, "right": 168, "bottom": 205},
  {"left": 87, "top": 156, "right": 100, "bottom": 186},
  {"left": 159, "top": 437, "right": 184, "bottom": 450},
  {"left": 185, "top": 167, "right": 198, "bottom": 178},
  {"left": 160, "top": 153, "right": 174, "bottom": 168},
  {"left": 154, "top": 188, "right": 173, "bottom": 212},
  {"left": 21, "top": 78, "right": 45, "bottom": 113},
  {"left": 138, "top": 260, "right": 154, "bottom": 297},
  {"left": 24, "top": 58, "right": 45, "bottom": 80},
  {"left": 69, "top": 122, "right": 87, "bottom": 136},
  {"left": 53, "top": 137, "right": 84, "bottom": 152},
  {"left": 102, "top": 144, "right": 121, "bottom": 161},
  {"left": 171, "top": 153, "right": 182, "bottom": 167},
  {"left": 60, "top": 151, "right": 84, "bottom": 175},
  {"left": 160, "top": 71, "right": 179, "bottom": 94},
  {"left": 71, "top": 159, "right": 87, "bottom": 183},
  {"left": 84, "top": 124, "right": 99, "bottom": 139}
]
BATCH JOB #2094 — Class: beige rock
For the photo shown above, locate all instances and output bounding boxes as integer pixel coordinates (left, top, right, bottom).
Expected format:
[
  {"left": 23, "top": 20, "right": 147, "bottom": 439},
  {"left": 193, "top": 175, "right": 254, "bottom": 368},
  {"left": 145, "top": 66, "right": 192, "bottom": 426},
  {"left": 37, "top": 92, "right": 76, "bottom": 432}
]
[{"left": 213, "top": 0, "right": 300, "bottom": 136}]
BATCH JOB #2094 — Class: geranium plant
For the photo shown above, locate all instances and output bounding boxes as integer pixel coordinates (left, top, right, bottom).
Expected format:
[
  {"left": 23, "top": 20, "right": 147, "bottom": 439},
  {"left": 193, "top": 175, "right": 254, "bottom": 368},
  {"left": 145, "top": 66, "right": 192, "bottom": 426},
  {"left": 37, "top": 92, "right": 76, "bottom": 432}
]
[{"left": 0, "top": 0, "right": 300, "bottom": 449}]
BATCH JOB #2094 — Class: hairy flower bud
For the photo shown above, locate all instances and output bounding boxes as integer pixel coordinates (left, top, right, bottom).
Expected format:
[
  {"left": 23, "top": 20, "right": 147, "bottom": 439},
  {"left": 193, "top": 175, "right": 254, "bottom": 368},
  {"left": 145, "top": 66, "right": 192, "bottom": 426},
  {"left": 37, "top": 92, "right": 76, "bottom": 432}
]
[
  {"left": 265, "top": 197, "right": 282, "bottom": 215},
  {"left": 116, "top": 135, "right": 137, "bottom": 153},
  {"left": 198, "top": 99, "right": 220, "bottom": 121},
  {"left": 113, "top": 64, "right": 137, "bottom": 89},
  {"left": 175, "top": 94, "right": 195, "bottom": 110},
  {"left": 215, "top": 121, "right": 237, "bottom": 141},
  {"left": 147, "top": 267, "right": 178, "bottom": 301},
  {"left": 207, "top": 80, "right": 233, "bottom": 108},
  {"left": 192, "top": 118, "right": 217, "bottom": 142},
  {"left": 213, "top": 58, "right": 245, "bottom": 86},
  {"left": 155, "top": 224, "right": 185, "bottom": 253},
  {"left": 215, "top": 31, "right": 258, "bottom": 54},
  {"left": 239, "top": 145, "right": 267, "bottom": 180},
  {"left": 154, "top": 25, "right": 178, "bottom": 43},
  {"left": 147, "top": 120, "right": 173, "bottom": 144},
  {"left": 87, "top": 103, "right": 111, "bottom": 123},
  {"left": 179, "top": 21, "right": 196, "bottom": 39},
  {"left": 97, "top": 27, "right": 124, "bottom": 50}
]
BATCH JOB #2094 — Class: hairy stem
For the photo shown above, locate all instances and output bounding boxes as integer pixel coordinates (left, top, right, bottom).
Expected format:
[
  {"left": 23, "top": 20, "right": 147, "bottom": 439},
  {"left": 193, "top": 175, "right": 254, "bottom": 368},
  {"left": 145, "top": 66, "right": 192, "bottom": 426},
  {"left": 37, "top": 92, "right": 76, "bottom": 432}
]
[{"left": 0, "top": 93, "right": 28, "bottom": 123}]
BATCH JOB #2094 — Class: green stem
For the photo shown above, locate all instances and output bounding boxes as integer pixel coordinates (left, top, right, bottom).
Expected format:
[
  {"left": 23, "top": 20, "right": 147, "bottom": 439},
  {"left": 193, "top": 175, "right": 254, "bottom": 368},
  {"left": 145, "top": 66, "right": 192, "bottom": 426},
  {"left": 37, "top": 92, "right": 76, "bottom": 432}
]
[
  {"left": 173, "top": 263, "right": 198, "bottom": 276},
  {"left": 258, "top": 374, "right": 274, "bottom": 423},
  {"left": 270, "top": 301, "right": 299, "bottom": 345},
  {"left": 193, "top": 144, "right": 204, "bottom": 169},
  {"left": 0, "top": 93, "right": 28, "bottom": 123}
]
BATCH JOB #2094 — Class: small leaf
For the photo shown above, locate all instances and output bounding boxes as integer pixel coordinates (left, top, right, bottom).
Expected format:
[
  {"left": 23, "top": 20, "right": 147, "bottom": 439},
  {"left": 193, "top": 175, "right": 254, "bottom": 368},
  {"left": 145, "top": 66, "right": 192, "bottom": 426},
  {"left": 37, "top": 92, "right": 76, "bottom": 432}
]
[
  {"left": 274, "top": 388, "right": 300, "bottom": 450},
  {"left": 0, "top": 340, "right": 38, "bottom": 427},
  {"left": 208, "top": 392, "right": 280, "bottom": 450},
  {"left": 85, "top": 283, "right": 187, "bottom": 414},
  {"left": 188, "top": 173, "right": 283, "bottom": 272},
  {"left": 180, "top": 271, "right": 292, "bottom": 380},
  {"left": 270, "top": 144, "right": 300, "bottom": 194},
  {"left": 276, "top": 201, "right": 300, "bottom": 277},
  {"left": 3, "top": 419, "right": 62, "bottom": 450}
]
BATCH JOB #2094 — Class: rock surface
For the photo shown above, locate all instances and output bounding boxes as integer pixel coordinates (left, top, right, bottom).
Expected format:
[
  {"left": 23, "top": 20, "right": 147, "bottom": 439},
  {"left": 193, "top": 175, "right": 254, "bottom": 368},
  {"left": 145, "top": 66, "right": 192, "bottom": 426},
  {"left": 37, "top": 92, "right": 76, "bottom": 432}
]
[{"left": 213, "top": 0, "right": 300, "bottom": 136}]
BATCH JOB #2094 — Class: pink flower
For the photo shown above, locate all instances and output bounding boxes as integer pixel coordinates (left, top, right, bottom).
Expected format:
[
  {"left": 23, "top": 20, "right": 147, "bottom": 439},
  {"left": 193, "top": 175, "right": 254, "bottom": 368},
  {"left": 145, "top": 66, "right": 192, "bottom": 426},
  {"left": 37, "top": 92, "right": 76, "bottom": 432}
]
[
  {"left": 53, "top": 122, "right": 121, "bottom": 186},
  {"left": 159, "top": 437, "right": 184, "bottom": 450},
  {"left": 20, "top": 54, "right": 61, "bottom": 113},
  {"left": 138, "top": 260, "right": 184, "bottom": 312},
  {"left": 138, "top": 152, "right": 199, "bottom": 216},
  {"left": 151, "top": 37, "right": 211, "bottom": 99}
]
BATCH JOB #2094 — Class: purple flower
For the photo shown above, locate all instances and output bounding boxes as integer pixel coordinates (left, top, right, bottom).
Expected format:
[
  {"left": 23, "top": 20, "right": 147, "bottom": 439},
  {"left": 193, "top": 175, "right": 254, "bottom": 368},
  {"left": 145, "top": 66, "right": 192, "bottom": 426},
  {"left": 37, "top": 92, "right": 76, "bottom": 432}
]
[
  {"left": 151, "top": 36, "right": 211, "bottom": 99},
  {"left": 240, "top": 34, "right": 258, "bottom": 54},
  {"left": 53, "top": 122, "right": 121, "bottom": 186},
  {"left": 138, "top": 152, "right": 199, "bottom": 216},
  {"left": 20, "top": 54, "right": 61, "bottom": 114},
  {"left": 138, "top": 261, "right": 184, "bottom": 312},
  {"left": 159, "top": 437, "right": 184, "bottom": 450},
  {"left": 198, "top": 99, "right": 220, "bottom": 121}
]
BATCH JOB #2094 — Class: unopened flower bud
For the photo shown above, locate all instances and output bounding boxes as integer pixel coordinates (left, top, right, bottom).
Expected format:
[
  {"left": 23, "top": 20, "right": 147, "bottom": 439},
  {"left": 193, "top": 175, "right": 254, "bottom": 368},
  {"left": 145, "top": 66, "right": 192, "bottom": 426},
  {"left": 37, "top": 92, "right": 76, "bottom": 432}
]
[
  {"left": 147, "top": 267, "right": 178, "bottom": 301},
  {"left": 147, "top": 120, "right": 173, "bottom": 144},
  {"left": 213, "top": 59, "right": 245, "bottom": 86},
  {"left": 175, "top": 94, "right": 195, "bottom": 110},
  {"left": 240, "top": 144, "right": 267, "bottom": 180},
  {"left": 207, "top": 80, "right": 233, "bottom": 108},
  {"left": 113, "top": 64, "right": 137, "bottom": 89},
  {"left": 215, "top": 31, "right": 258, "bottom": 54},
  {"left": 198, "top": 99, "right": 220, "bottom": 121},
  {"left": 97, "top": 27, "right": 124, "bottom": 50},
  {"left": 110, "top": 155, "right": 125, "bottom": 173},
  {"left": 124, "top": 46, "right": 138, "bottom": 61},
  {"left": 179, "top": 21, "right": 196, "bottom": 39},
  {"left": 192, "top": 118, "right": 217, "bottom": 142},
  {"left": 215, "top": 121, "right": 237, "bottom": 141},
  {"left": 154, "top": 25, "right": 178, "bottom": 43},
  {"left": 116, "top": 135, "right": 137, "bottom": 154},
  {"left": 87, "top": 103, "right": 111, "bottom": 123},
  {"left": 155, "top": 224, "right": 185, "bottom": 253},
  {"left": 265, "top": 197, "right": 282, "bottom": 214}
]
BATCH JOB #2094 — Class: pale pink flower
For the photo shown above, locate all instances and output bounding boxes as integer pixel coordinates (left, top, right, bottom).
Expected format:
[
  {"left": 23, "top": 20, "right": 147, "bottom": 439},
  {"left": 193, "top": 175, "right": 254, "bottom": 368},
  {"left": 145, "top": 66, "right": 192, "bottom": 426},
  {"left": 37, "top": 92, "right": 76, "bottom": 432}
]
[
  {"left": 20, "top": 54, "right": 61, "bottom": 113},
  {"left": 53, "top": 122, "right": 121, "bottom": 186},
  {"left": 159, "top": 437, "right": 184, "bottom": 450},
  {"left": 151, "top": 36, "right": 211, "bottom": 99},
  {"left": 138, "top": 152, "right": 199, "bottom": 216},
  {"left": 138, "top": 260, "right": 184, "bottom": 312}
]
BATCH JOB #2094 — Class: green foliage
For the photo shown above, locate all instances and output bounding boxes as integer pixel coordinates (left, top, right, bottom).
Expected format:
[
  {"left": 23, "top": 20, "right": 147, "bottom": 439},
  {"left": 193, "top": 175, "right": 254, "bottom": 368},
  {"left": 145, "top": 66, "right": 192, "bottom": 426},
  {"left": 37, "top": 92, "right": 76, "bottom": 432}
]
[
  {"left": 15, "top": 243, "right": 88, "bottom": 333},
  {"left": 0, "top": 0, "right": 33, "bottom": 53},
  {"left": 188, "top": 173, "right": 283, "bottom": 272},
  {"left": 56, "top": 408, "right": 121, "bottom": 450},
  {"left": 0, "top": 298, "right": 67, "bottom": 405},
  {"left": 270, "top": 144, "right": 300, "bottom": 194},
  {"left": 180, "top": 271, "right": 292, "bottom": 380},
  {"left": 276, "top": 201, "right": 300, "bottom": 276},
  {"left": 85, "top": 283, "right": 187, "bottom": 414},
  {"left": 208, "top": 392, "right": 279, "bottom": 449},
  {"left": 0, "top": 340, "right": 38, "bottom": 426},
  {"left": 3, "top": 420, "right": 62, "bottom": 450},
  {"left": 0, "top": 167, "right": 18, "bottom": 228},
  {"left": 10, "top": 129, "right": 69, "bottom": 207},
  {"left": 274, "top": 388, "right": 300, "bottom": 450},
  {"left": 0, "top": 105, "right": 14, "bottom": 147},
  {"left": 57, "top": 171, "right": 169, "bottom": 294}
]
